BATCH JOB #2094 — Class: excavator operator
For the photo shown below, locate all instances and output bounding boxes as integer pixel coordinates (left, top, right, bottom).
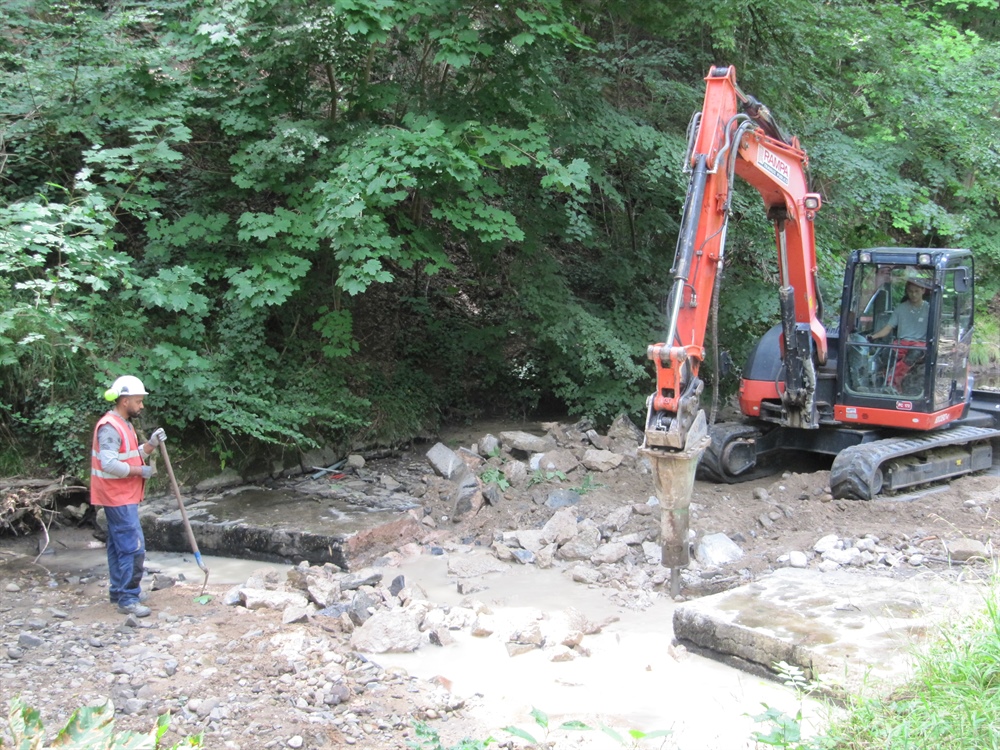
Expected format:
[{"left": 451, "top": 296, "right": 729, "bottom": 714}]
[{"left": 868, "top": 270, "right": 932, "bottom": 390}]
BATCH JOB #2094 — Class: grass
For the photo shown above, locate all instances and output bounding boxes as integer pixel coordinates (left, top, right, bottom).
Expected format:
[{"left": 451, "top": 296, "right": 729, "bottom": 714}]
[
  {"left": 971, "top": 315, "right": 1000, "bottom": 368},
  {"left": 823, "top": 591, "right": 1000, "bottom": 749}
]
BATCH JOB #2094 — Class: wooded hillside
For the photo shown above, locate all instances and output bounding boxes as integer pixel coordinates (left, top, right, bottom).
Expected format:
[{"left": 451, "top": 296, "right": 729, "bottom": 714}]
[{"left": 3, "top": 0, "right": 999, "bottom": 477}]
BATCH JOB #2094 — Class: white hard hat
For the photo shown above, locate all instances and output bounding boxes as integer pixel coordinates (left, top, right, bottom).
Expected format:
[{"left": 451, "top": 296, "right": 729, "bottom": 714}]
[{"left": 104, "top": 375, "right": 148, "bottom": 401}]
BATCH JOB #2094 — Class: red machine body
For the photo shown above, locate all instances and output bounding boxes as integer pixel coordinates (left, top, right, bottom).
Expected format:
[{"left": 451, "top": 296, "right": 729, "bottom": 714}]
[{"left": 643, "top": 66, "right": 1000, "bottom": 500}]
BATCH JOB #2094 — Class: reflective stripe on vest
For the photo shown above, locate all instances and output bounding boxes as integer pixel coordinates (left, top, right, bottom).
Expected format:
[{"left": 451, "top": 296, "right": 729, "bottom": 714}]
[{"left": 90, "top": 412, "right": 145, "bottom": 507}]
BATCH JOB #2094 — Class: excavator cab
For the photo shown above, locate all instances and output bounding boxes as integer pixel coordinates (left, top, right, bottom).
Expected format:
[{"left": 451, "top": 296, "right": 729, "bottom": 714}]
[{"left": 836, "top": 248, "right": 974, "bottom": 428}]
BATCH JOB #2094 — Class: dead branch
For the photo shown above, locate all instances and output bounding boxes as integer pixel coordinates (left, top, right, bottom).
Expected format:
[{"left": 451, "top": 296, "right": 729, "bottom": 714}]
[{"left": 1, "top": 475, "right": 86, "bottom": 537}]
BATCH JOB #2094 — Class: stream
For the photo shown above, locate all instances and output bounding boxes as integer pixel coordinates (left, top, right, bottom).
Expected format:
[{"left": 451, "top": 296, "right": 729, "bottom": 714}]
[{"left": 14, "top": 529, "right": 827, "bottom": 749}]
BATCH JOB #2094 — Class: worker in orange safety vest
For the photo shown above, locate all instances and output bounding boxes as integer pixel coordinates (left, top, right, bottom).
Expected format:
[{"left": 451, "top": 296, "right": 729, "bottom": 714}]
[{"left": 90, "top": 375, "right": 166, "bottom": 618}]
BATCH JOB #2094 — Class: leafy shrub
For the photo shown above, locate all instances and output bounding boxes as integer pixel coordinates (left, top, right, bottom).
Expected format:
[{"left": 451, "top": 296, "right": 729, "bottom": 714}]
[{"left": 1, "top": 696, "right": 202, "bottom": 749}]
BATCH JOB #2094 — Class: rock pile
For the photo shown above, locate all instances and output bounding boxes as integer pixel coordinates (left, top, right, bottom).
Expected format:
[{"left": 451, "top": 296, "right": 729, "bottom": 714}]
[
  {"left": 0, "top": 572, "right": 461, "bottom": 748},
  {"left": 781, "top": 531, "right": 992, "bottom": 572},
  {"left": 408, "top": 420, "right": 998, "bottom": 604},
  {"left": 219, "top": 559, "right": 614, "bottom": 662},
  {"left": 417, "top": 416, "right": 643, "bottom": 525}
]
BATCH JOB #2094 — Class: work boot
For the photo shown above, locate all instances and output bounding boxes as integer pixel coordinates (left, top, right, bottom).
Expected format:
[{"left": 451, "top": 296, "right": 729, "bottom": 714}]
[
  {"left": 117, "top": 601, "right": 151, "bottom": 618},
  {"left": 110, "top": 591, "right": 149, "bottom": 605}
]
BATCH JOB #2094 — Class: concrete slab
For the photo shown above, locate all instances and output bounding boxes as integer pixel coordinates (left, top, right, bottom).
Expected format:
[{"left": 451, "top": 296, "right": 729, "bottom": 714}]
[
  {"left": 673, "top": 567, "right": 990, "bottom": 695},
  {"left": 137, "top": 485, "right": 425, "bottom": 570}
]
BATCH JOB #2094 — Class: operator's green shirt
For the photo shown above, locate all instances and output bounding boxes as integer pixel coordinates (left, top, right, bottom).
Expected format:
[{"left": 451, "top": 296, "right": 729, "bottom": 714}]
[{"left": 886, "top": 300, "right": 928, "bottom": 341}]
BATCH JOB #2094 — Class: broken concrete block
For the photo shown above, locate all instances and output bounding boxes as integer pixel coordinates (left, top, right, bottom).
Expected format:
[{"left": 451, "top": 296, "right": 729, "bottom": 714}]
[
  {"left": 499, "top": 431, "right": 556, "bottom": 454},
  {"left": 582, "top": 449, "right": 623, "bottom": 472},
  {"left": 426, "top": 443, "right": 471, "bottom": 481}
]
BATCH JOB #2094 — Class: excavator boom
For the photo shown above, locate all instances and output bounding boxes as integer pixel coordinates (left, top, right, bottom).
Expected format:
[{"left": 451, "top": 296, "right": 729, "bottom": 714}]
[
  {"left": 643, "top": 65, "right": 830, "bottom": 594},
  {"left": 645, "top": 66, "right": 826, "bottom": 456}
]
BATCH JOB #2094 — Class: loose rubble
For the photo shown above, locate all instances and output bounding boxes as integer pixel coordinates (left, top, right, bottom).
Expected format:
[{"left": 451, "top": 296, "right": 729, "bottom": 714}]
[
  {"left": 406, "top": 416, "right": 997, "bottom": 597},
  {"left": 0, "top": 570, "right": 454, "bottom": 748},
  {"left": 2, "top": 414, "right": 998, "bottom": 748}
]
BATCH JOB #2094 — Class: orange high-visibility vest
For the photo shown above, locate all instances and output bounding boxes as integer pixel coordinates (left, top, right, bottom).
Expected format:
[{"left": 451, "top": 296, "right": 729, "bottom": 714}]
[{"left": 90, "top": 412, "right": 145, "bottom": 507}]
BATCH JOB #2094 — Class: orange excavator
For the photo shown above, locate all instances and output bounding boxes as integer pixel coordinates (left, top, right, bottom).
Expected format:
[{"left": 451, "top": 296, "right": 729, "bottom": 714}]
[{"left": 641, "top": 66, "right": 1000, "bottom": 593}]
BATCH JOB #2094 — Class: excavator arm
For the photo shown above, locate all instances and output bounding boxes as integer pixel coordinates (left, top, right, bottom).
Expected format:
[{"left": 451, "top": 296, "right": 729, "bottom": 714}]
[
  {"left": 642, "top": 66, "right": 828, "bottom": 593},
  {"left": 645, "top": 66, "right": 827, "bottom": 449}
]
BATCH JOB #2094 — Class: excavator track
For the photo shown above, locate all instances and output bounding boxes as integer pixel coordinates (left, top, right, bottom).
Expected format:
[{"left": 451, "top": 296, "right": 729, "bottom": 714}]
[
  {"left": 829, "top": 425, "right": 1000, "bottom": 501},
  {"left": 697, "top": 423, "right": 775, "bottom": 483}
]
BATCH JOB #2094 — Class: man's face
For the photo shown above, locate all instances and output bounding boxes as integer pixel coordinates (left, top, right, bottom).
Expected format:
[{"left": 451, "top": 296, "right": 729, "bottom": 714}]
[
  {"left": 119, "top": 395, "right": 145, "bottom": 418},
  {"left": 905, "top": 283, "right": 924, "bottom": 302}
]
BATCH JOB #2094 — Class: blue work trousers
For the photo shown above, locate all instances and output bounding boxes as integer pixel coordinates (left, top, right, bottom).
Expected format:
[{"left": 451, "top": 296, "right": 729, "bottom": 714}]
[{"left": 103, "top": 504, "right": 146, "bottom": 606}]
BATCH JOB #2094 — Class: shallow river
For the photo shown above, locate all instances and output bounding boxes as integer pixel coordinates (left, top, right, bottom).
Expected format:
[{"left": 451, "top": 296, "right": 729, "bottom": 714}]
[{"left": 21, "top": 535, "right": 826, "bottom": 750}]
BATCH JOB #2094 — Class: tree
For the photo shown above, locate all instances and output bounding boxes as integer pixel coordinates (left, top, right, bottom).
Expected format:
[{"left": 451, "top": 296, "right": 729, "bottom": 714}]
[{"left": 2, "top": 0, "right": 998, "bottom": 477}]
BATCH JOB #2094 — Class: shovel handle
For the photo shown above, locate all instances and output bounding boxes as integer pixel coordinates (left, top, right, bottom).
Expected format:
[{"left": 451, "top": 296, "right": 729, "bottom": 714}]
[{"left": 158, "top": 442, "right": 209, "bottom": 577}]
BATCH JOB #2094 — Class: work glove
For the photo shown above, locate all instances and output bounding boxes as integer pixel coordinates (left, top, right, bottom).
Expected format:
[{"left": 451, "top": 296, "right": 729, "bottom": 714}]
[
  {"left": 140, "top": 465, "right": 157, "bottom": 479},
  {"left": 148, "top": 428, "right": 167, "bottom": 448}
]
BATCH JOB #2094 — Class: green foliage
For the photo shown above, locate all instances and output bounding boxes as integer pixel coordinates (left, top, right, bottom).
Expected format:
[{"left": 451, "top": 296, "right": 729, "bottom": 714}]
[
  {"left": 0, "top": 178, "right": 124, "bottom": 367},
  {"left": 599, "top": 725, "right": 674, "bottom": 748},
  {"left": 502, "top": 707, "right": 672, "bottom": 749},
  {"left": 349, "top": 361, "right": 440, "bottom": 448},
  {"left": 823, "top": 596, "right": 1000, "bottom": 749},
  {"left": 406, "top": 720, "right": 494, "bottom": 750},
  {"left": 409, "top": 708, "right": 671, "bottom": 750},
  {"left": 970, "top": 315, "right": 1000, "bottom": 368},
  {"left": 1, "top": 696, "right": 202, "bottom": 750},
  {"left": 527, "top": 469, "right": 567, "bottom": 487},
  {"left": 2, "top": 0, "right": 1000, "bottom": 471},
  {"left": 715, "top": 271, "right": 782, "bottom": 370},
  {"left": 16, "top": 394, "right": 83, "bottom": 476},
  {"left": 513, "top": 260, "right": 653, "bottom": 425},
  {"left": 751, "top": 705, "right": 813, "bottom": 749},
  {"left": 503, "top": 707, "right": 593, "bottom": 745},
  {"left": 479, "top": 467, "right": 510, "bottom": 492},
  {"left": 574, "top": 475, "right": 605, "bottom": 495},
  {"left": 749, "top": 662, "right": 835, "bottom": 750}
]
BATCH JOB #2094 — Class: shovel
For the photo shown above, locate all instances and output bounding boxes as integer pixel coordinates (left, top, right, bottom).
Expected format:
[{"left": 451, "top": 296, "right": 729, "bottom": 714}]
[{"left": 158, "top": 442, "right": 210, "bottom": 596}]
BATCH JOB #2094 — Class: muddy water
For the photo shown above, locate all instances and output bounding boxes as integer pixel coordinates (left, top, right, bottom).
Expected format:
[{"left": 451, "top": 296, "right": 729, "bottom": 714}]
[
  {"left": 11, "top": 530, "right": 825, "bottom": 748},
  {"left": 195, "top": 487, "right": 408, "bottom": 536},
  {"left": 417, "top": 421, "right": 825, "bottom": 746},
  {"left": 5, "top": 529, "right": 289, "bottom": 586},
  {"left": 375, "top": 551, "right": 827, "bottom": 749}
]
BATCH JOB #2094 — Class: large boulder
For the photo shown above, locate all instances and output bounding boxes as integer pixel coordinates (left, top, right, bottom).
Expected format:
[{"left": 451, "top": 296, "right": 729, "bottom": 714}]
[
  {"left": 581, "top": 449, "right": 623, "bottom": 472},
  {"left": 350, "top": 608, "right": 424, "bottom": 653},
  {"left": 591, "top": 541, "right": 629, "bottom": 565},
  {"left": 606, "top": 414, "right": 644, "bottom": 444},
  {"left": 452, "top": 473, "right": 485, "bottom": 521},
  {"left": 426, "top": 442, "right": 471, "bottom": 481},
  {"left": 240, "top": 589, "right": 309, "bottom": 611},
  {"left": 500, "top": 430, "right": 556, "bottom": 454},
  {"left": 694, "top": 533, "right": 744, "bottom": 567},
  {"left": 535, "top": 449, "right": 580, "bottom": 474},
  {"left": 945, "top": 538, "right": 990, "bottom": 562},
  {"left": 558, "top": 523, "right": 601, "bottom": 561},
  {"left": 541, "top": 507, "right": 579, "bottom": 546},
  {"left": 502, "top": 460, "right": 529, "bottom": 488}
]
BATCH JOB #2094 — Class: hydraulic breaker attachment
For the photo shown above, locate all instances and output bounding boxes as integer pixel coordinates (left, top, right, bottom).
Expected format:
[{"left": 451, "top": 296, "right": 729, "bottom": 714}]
[{"left": 641, "top": 410, "right": 710, "bottom": 597}]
